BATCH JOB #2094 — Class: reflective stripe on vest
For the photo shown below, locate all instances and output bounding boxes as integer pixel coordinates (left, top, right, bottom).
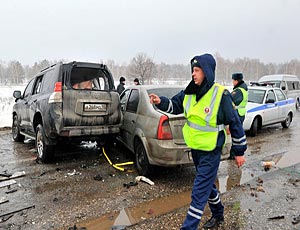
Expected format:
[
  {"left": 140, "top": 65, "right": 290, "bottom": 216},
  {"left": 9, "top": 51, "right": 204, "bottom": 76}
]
[{"left": 182, "top": 83, "right": 226, "bottom": 151}]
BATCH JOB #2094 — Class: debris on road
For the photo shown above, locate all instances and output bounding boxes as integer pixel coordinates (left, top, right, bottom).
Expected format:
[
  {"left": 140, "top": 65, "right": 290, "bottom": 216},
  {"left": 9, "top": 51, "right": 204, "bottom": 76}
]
[
  {"left": 0, "top": 179, "right": 16, "bottom": 188},
  {"left": 292, "top": 214, "right": 300, "bottom": 225},
  {"left": 0, "top": 171, "right": 25, "bottom": 182},
  {"left": 66, "top": 169, "right": 81, "bottom": 177},
  {"left": 0, "top": 197, "right": 9, "bottom": 204},
  {"left": 261, "top": 161, "right": 275, "bottom": 171},
  {"left": 93, "top": 174, "right": 103, "bottom": 181},
  {"left": 0, "top": 204, "right": 35, "bottom": 218},
  {"left": 267, "top": 215, "right": 285, "bottom": 220},
  {"left": 5, "top": 188, "right": 18, "bottom": 194},
  {"left": 102, "top": 147, "right": 134, "bottom": 172},
  {"left": 123, "top": 181, "right": 138, "bottom": 188},
  {"left": 135, "top": 176, "right": 154, "bottom": 186}
]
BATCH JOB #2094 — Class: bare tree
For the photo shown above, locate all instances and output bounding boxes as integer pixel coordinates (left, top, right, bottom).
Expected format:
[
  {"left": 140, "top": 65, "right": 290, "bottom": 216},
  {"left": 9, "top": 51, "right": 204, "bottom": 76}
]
[
  {"left": 129, "top": 52, "right": 155, "bottom": 84},
  {"left": 7, "top": 61, "right": 24, "bottom": 85}
]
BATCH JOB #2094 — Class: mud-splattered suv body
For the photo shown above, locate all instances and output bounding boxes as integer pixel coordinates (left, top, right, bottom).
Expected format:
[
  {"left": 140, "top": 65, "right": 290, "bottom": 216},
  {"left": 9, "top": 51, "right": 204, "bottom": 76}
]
[{"left": 12, "top": 61, "right": 122, "bottom": 162}]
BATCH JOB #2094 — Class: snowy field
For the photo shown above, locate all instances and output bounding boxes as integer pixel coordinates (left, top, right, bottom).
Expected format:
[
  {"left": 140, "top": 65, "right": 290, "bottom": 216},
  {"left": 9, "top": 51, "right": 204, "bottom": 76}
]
[{"left": 0, "top": 85, "right": 26, "bottom": 128}]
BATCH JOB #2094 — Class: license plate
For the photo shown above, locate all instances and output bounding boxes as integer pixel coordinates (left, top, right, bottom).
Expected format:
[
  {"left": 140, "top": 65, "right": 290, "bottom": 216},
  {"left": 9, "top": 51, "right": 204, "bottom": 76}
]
[{"left": 84, "top": 103, "right": 106, "bottom": 112}]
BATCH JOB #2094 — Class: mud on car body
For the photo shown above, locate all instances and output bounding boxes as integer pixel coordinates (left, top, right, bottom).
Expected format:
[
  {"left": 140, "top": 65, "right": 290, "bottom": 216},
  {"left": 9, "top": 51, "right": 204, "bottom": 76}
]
[
  {"left": 12, "top": 61, "right": 122, "bottom": 162},
  {"left": 117, "top": 85, "right": 193, "bottom": 176}
]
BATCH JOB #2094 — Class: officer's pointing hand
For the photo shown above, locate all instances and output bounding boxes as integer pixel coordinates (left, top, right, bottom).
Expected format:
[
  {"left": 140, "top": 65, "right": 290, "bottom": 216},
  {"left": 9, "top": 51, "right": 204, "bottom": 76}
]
[{"left": 149, "top": 94, "right": 161, "bottom": 104}]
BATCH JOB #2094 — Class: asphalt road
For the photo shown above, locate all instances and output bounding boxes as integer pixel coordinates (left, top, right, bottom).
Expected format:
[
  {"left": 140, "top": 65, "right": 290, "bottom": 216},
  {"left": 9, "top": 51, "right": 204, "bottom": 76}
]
[{"left": 0, "top": 110, "right": 299, "bottom": 230}]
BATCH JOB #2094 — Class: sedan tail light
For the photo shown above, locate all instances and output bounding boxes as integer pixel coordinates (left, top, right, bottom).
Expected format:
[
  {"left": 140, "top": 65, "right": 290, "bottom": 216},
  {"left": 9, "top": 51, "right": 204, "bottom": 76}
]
[{"left": 157, "top": 115, "right": 173, "bottom": 140}]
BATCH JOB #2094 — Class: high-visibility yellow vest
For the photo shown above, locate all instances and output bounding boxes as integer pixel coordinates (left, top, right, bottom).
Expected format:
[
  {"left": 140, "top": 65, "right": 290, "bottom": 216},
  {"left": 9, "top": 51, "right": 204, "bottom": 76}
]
[
  {"left": 233, "top": 87, "right": 248, "bottom": 116},
  {"left": 182, "top": 83, "right": 226, "bottom": 151}
]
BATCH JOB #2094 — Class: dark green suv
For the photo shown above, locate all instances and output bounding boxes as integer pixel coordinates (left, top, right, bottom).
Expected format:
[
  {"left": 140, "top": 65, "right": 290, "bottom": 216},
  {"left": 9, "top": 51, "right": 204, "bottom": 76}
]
[{"left": 12, "top": 61, "right": 122, "bottom": 162}]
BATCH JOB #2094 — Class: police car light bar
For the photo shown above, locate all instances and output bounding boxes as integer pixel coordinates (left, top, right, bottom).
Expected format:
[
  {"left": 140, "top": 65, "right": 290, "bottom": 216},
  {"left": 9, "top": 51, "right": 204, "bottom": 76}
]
[{"left": 250, "top": 81, "right": 275, "bottom": 87}]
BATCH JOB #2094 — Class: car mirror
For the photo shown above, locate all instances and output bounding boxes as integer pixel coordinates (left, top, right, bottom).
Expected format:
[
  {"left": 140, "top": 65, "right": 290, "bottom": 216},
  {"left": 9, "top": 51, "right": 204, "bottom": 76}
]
[
  {"left": 13, "top": 90, "right": 22, "bottom": 99},
  {"left": 266, "top": 98, "right": 275, "bottom": 104},
  {"left": 121, "top": 103, "right": 126, "bottom": 112}
]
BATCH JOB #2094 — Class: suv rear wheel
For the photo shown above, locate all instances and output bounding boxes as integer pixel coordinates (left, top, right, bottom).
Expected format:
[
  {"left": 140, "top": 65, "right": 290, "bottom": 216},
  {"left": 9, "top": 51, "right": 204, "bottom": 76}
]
[
  {"left": 12, "top": 115, "right": 25, "bottom": 142},
  {"left": 36, "top": 124, "right": 54, "bottom": 163}
]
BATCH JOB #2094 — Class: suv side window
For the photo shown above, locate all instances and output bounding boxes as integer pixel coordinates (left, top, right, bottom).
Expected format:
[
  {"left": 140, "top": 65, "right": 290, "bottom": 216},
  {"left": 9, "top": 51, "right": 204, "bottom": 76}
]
[
  {"left": 33, "top": 75, "right": 43, "bottom": 95},
  {"left": 126, "top": 89, "right": 139, "bottom": 113},
  {"left": 41, "top": 70, "right": 55, "bottom": 93},
  {"left": 23, "top": 79, "right": 35, "bottom": 98},
  {"left": 275, "top": 89, "right": 287, "bottom": 101}
]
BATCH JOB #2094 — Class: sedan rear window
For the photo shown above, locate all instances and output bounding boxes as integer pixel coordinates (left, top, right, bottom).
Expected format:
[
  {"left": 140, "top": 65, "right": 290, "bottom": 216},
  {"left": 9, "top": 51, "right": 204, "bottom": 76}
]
[{"left": 147, "top": 88, "right": 183, "bottom": 98}]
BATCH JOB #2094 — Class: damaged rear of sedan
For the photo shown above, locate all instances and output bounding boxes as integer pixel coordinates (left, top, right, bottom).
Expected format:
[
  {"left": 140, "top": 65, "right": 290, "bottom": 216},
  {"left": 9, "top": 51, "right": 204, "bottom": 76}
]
[
  {"left": 118, "top": 85, "right": 193, "bottom": 175},
  {"left": 12, "top": 61, "right": 122, "bottom": 162}
]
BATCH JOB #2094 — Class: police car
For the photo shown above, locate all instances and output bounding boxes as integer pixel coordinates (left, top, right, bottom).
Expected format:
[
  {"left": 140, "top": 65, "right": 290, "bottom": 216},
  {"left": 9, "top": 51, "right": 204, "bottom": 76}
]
[{"left": 243, "top": 82, "right": 296, "bottom": 136}]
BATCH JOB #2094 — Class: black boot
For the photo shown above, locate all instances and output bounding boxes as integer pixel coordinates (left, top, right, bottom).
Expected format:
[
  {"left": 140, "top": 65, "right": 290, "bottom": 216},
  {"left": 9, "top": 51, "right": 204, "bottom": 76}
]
[{"left": 203, "top": 216, "right": 224, "bottom": 229}]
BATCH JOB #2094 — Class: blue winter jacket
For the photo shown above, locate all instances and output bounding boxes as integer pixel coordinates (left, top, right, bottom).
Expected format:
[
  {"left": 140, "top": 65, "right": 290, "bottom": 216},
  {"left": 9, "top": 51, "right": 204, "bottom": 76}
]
[{"left": 155, "top": 54, "right": 247, "bottom": 157}]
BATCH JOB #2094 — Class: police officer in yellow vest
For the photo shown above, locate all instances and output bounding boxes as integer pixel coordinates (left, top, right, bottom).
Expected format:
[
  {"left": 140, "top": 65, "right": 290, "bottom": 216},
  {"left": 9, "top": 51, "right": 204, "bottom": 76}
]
[
  {"left": 228, "top": 73, "right": 248, "bottom": 160},
  {"left": 149, "top": 54, "right": 247, "bottom": 230},
  {"left": 231, "top": 72, "right": 248, "bottom": 124}
]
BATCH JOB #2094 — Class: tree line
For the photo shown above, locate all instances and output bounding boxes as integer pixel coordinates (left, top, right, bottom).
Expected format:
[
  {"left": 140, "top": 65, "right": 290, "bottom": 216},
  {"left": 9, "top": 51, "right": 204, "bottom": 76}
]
[{"left": 1, "top": 53, "right": 300, "bottom": 86}]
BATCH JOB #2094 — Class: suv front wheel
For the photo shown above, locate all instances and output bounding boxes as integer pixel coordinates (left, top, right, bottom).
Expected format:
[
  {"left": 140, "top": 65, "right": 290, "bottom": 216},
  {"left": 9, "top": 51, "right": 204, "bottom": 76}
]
[
  {"left": 12, "top": 115, "right": 25, "bottom": 142},
  {"left": 36, "top": 124, "right": 54, "bottom": 163}
]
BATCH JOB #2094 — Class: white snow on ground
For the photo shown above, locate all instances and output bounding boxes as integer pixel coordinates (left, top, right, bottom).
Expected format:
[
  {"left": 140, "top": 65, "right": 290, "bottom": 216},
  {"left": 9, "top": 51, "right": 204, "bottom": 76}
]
[{"left": 0, "top": 85, "right": 26, "bottom": 128}]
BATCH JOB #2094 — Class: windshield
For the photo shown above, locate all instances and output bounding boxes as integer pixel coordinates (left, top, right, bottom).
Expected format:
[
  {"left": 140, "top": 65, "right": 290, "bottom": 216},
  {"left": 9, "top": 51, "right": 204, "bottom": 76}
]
[{"left": 248, "top": 89, "right": 266, "bottom": 104}]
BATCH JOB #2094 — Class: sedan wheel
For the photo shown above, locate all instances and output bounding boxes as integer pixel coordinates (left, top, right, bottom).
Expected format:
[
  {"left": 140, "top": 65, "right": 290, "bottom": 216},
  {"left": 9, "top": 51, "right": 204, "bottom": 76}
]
[
  {"left": 36, "top": 124, "right": 54, "bottom": 163},
  {"left": 281, "top": 113, "right": 292, "bottom": 128},
  {"left": 249, "top": 117, "right": 258, "bottom": 137},
  {"left": 134, "top": 139, "right": 152, "bottom": 176}
]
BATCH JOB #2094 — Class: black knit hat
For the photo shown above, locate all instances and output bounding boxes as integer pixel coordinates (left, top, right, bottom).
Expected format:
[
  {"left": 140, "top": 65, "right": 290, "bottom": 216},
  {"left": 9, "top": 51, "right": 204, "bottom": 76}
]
[
  {"left": 232, "top": 73, "right": 243, "bottom": 80},
  {"left": 120, "top": 76, "right": 125, "bottom": 82}
]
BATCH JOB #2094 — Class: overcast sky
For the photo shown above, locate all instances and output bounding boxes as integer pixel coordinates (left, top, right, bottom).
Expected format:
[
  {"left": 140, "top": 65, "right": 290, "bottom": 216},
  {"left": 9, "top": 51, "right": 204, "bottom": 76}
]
[{"left": 1, "top": 0, "right": 299, "bottom": 65}]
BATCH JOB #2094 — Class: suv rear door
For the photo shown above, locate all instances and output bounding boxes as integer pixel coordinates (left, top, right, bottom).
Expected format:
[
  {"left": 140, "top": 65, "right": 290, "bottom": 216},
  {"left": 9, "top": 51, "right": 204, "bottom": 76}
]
[{"left": 62, "top": 62, "right": 121, "bottom": 128}]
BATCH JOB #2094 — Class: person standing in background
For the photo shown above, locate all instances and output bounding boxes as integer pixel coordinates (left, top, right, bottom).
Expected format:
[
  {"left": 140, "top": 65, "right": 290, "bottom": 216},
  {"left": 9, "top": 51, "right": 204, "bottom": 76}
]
[
  {"left": 134, "top": 78, "right": 140, "bottom": 85},
  {"left": 231, "top": 73, "right": 248, "bottom": 124},
  {"left": 117, "top": 76, "right": 126, "bottom": 95},
  {"left": 228, "top": 72, "right": 248, "bottom": 160}
]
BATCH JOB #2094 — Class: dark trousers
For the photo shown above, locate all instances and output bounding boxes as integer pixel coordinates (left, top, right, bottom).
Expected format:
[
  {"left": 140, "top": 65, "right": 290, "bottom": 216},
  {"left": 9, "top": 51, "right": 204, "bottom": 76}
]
[{"left": 181, "top": 148, "right": 224, "bottom": 230}]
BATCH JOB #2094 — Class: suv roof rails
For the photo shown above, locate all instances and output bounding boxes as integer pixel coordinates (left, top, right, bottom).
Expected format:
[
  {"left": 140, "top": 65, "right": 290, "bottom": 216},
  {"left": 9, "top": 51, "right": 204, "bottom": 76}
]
[
  {"left": 40, "top": 63, "right": 58, "bottom": 72},
  {"left": 250, "top": 81, "right": 275, "bottom": 87}
]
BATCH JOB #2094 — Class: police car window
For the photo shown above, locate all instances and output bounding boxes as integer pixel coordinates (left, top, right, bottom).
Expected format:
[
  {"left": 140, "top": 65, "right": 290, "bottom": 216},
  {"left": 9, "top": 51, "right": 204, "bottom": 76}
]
[
  {"left": 274, "top": 89, "right": 286, "bottom": 101},
  {"left": 266, "top": 90, "right": 276, "bottom": 102},
  {"left": 126, "top": 89, "right": 139, "bottom": 113}
]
